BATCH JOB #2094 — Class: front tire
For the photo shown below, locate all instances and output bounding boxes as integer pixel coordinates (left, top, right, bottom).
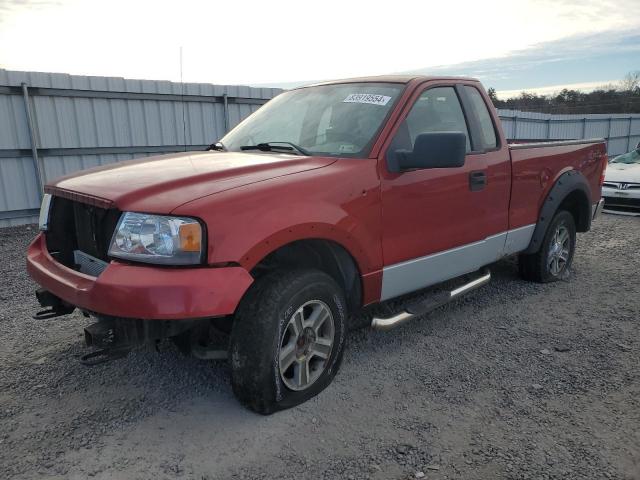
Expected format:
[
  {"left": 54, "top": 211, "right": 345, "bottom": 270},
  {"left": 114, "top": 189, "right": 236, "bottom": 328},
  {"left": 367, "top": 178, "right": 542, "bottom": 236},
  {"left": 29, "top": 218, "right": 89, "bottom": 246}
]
[
  {"left": 230, "top": 269, "right": 347, "bottom": 414},
  {"left": 519, "top": 210, "right": 576, "bottom": 282}
]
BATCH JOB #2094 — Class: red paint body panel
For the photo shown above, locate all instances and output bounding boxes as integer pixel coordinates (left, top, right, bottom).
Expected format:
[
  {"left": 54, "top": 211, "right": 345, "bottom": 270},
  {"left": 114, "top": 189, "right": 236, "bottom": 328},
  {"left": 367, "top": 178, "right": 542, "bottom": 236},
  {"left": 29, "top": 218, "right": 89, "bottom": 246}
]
[
  {"left": 27, "top": 234, "right": 253, "bottom": 319},
  {"left": 173, "top": 158, "right": 382, "bottom": 269},
  {"left": 27, "top": 76, "right": 607, "bottom": 320},
  {"left": 377, "top": 79, "right": 512, "bottom": 264},
  {"left": 509, "top": 142, "right": 606, "bottom": 228},
  {"left": 47, "top": 151, "right": 336, "bottom": 213},
  {"left": 172, "top": 158, "right": 384, "bottom": 304}
]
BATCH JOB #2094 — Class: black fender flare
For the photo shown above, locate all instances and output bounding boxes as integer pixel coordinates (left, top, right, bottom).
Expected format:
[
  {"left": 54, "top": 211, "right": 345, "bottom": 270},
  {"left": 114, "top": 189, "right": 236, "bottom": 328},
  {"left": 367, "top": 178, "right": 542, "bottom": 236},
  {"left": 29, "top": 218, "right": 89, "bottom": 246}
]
[{"left": 523, "top": 170, "right": 592, "bottom": 254}]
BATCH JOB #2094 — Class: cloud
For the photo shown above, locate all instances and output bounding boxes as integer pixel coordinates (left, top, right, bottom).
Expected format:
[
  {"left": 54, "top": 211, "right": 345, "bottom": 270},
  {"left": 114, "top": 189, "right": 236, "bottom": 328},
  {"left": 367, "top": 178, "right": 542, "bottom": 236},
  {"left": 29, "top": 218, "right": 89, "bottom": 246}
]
[
  {"left": 496, "top": 80, "right": 620, "bottom": 99},
  {"left": 252, "top": 28, "right": 640, "bottom": 95},
  {"left": 0, "top": 0, "right": 639, "bottom": 85},
  {"left": 398, "top": 29, "right": 640, "bottom": 93},
  {"left": 0, "top": 0, "right": 63, "bottom": 24},
  {"left": 411, "top": 30, "right": 639, "bottom": 72}
]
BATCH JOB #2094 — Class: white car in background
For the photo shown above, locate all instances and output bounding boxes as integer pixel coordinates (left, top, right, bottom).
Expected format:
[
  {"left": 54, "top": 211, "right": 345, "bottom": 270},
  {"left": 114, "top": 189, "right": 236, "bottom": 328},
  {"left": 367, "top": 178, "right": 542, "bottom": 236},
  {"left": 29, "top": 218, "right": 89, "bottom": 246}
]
[{"left": 602, "top": 142, "right": 640, "bottom": 215}]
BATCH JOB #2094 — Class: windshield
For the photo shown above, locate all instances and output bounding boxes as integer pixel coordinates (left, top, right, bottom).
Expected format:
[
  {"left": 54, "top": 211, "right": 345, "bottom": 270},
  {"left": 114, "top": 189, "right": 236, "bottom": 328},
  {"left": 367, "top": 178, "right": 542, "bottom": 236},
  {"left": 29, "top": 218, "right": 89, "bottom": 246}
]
[
  {"left": 220, "top": 83, "right": 404, "bottom": 157},
  {"left": 611, "top": 149, "right": 640, "bottom": 165}
]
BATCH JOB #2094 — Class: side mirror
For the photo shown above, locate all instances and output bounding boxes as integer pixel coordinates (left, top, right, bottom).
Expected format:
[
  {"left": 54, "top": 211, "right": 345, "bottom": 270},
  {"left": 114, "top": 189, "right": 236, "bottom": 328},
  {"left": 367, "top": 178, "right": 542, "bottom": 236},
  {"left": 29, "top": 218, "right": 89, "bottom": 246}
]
[{"left": 394, "top": 132, "right": 466, "bottom": 171}]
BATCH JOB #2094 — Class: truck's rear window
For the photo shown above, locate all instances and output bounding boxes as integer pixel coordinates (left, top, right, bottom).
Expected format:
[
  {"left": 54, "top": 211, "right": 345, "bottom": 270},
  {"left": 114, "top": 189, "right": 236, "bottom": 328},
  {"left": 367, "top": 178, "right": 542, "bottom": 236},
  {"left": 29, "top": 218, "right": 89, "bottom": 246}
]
[{"left": 220, "top": 83, "right": 404, "bottom": 158}]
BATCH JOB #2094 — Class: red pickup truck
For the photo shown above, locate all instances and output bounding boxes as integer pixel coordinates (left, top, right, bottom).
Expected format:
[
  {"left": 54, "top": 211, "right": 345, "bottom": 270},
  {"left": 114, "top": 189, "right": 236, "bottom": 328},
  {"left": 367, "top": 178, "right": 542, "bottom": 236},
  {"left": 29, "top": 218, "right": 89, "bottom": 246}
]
[{"left": 27, "top": 76, "right": 607, "bottom": 413}]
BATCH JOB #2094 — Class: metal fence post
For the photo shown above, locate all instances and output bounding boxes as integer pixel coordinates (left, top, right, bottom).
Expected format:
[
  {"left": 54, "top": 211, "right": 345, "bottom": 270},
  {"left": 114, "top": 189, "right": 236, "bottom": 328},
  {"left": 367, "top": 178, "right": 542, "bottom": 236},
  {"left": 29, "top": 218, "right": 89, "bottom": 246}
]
[
  {"left": 546, "top": 118, "right": 551, "bottom": 140},
  {"left": 606, "top": 117, "right": 612, "bottom": 156},
  {"left": 223, "top": 93, "right": 229, "bottom": 134},
  {"left": 21, "top": 83, "right": 44, "bottom": 200},
  {"left": 627, "top": 117, "right": 633, "bottom": 151},
  {"left": 581, "top": 117, "right": 587, "bottom": 139},
  {"left": 513, "top": 114, "right": 518, "bottom": 139}
]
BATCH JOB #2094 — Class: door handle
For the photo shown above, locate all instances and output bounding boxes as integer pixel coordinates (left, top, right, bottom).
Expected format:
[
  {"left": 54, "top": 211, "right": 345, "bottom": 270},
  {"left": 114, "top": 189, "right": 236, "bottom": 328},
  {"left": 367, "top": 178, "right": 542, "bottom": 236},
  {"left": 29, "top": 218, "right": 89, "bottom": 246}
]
[{"left": 469, "top": 171, "right": 486, "bottom": 191}]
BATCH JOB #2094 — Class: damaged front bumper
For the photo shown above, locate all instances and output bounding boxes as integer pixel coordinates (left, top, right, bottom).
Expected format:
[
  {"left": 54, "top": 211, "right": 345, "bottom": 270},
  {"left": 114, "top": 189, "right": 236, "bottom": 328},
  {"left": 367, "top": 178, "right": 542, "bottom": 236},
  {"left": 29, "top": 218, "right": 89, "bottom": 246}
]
[
  {"left": 27, "top": 233, "right": 253, "bottom": 320},
  {"left": 27, "top": 233, "right": 253, "bottom": 364}
]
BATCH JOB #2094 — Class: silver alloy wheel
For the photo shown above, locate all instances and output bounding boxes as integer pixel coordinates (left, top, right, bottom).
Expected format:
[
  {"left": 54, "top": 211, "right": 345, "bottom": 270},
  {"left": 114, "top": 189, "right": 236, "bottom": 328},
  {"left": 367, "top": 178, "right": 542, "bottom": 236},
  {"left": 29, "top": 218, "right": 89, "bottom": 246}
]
[
  {"left": 547, "top": 224, "right": 571, "bottom": 276},
  {"left": 278, "top": 300, "right": 335, "bottom": 391}
]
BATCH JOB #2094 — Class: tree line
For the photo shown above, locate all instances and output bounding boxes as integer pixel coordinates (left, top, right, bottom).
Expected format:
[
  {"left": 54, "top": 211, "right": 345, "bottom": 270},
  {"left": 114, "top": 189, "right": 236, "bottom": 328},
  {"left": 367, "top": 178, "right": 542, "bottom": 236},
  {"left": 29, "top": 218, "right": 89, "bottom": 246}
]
[{"left": 488, "top": 71, "right": 640, "bottom": 114}]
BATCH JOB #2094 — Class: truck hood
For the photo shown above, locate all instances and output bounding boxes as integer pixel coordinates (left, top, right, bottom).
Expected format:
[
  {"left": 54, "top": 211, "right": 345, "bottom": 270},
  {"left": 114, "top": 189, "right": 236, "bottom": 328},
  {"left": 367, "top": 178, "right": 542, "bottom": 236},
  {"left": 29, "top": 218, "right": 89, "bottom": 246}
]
[
  {"left": 605, "top": 161, "right": 640, "bottom": 183},
  {"left": 47, "top": 151, "right": 337, "bottom": 212}
]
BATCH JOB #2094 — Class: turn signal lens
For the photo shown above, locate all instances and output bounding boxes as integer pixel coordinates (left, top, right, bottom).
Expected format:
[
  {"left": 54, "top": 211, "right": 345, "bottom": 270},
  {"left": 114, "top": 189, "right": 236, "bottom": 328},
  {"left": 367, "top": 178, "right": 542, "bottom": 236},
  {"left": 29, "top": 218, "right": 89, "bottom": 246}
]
[{"left": 179, "top": 223, "right": 202, "bottom": 252}]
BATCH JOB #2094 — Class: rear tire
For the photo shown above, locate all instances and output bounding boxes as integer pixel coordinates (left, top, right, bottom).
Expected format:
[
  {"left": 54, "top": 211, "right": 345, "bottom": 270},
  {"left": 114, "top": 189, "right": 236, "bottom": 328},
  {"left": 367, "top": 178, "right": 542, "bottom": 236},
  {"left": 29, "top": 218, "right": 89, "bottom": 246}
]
[
  {"left": 230, "top": 269, "right": 347, "bottom": 414},
  {"left": 519, "top": 210, "right": 576, "bottom": 283}
]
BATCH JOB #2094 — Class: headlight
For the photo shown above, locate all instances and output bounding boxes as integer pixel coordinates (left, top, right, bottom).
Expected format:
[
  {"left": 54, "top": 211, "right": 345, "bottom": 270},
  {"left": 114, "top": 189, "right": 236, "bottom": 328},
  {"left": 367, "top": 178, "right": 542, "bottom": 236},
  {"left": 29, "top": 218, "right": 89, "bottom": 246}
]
[
  {"left": 38, "top": 194, "right": 52, "bottom": 231},
  {"left": 108, "top": 212, "right": 204, "bottom": 265}
]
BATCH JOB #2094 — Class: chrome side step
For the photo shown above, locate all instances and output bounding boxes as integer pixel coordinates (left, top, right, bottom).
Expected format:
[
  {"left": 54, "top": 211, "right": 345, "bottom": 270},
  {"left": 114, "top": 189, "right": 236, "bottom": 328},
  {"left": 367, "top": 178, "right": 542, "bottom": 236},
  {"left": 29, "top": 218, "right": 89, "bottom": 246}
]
[{"left": 371, "top": 269, "right": 491, "bottom": 331}]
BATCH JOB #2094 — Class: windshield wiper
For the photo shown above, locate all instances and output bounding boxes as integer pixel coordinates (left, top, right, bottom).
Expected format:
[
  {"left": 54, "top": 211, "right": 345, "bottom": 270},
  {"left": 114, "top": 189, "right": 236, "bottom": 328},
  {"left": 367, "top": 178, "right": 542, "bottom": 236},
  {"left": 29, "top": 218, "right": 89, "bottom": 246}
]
[
  {"left": 206, "top": 141, "right": 226, "bottom": 151},
  {"left": 240, "top": 142, "right": 310, "bottom": 156}
]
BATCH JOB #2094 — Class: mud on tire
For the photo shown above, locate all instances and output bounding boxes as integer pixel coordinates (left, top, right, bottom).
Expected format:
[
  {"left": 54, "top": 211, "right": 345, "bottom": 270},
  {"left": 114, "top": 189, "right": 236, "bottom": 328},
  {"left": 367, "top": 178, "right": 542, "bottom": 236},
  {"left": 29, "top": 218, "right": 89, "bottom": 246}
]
[
  {"left": 230, "top": 269, "right": 347, "bottom": 414},
  {"left": 519, "top": 210, "right": 577, "bottom": 283}
]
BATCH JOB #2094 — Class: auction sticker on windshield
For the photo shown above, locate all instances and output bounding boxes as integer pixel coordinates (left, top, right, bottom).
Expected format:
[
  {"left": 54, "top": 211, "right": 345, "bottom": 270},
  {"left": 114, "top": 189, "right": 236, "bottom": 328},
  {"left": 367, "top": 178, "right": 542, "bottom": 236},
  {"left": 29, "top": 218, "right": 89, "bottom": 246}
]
[{"left": 343, "top": 93, "right": 392, "bottom": 106}]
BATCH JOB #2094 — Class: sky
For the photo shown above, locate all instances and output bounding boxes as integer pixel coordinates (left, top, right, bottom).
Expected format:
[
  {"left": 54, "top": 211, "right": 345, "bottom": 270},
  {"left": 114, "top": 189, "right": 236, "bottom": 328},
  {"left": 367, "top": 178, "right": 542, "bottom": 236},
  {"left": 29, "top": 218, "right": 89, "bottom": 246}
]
[{"left": 0, "top": 0, "right": 639, "bottom": 98}]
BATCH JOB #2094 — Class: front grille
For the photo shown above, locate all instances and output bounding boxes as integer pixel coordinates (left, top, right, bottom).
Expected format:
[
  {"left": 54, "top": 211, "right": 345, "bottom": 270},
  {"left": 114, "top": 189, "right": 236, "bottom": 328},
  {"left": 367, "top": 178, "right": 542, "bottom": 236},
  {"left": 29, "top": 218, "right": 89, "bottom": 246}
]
[
  {"left": 45, "top": 197, "right": 121, "bottom": 274},
  {"left": 603, "top": 196, "right": 640, "bottom": 214},
  {"left": 603, "top": 182, "right": 640, "bottom": 190}
]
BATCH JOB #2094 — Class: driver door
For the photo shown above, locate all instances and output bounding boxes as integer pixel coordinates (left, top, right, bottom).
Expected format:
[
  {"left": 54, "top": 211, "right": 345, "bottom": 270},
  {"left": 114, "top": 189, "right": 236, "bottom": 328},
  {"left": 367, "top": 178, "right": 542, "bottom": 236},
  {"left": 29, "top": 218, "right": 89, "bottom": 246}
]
[{"left": 379, "top": 84, "right": 500, "bottom": 300}]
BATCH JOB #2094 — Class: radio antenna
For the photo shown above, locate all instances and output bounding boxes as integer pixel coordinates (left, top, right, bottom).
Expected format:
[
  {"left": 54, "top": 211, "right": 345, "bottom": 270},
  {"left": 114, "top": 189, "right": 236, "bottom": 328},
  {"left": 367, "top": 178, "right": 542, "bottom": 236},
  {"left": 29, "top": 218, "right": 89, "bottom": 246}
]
[{"left": 180, "top": 46, "right": 187, "bottom": 152}]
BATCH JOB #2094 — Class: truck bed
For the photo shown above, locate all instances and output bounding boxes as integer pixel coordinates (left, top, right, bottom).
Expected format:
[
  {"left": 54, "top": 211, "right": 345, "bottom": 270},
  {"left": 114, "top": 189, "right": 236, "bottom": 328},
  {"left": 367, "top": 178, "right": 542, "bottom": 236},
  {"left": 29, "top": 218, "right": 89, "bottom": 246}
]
[{"left": 507, "top": 138, "right": 607, "bottom": 229}]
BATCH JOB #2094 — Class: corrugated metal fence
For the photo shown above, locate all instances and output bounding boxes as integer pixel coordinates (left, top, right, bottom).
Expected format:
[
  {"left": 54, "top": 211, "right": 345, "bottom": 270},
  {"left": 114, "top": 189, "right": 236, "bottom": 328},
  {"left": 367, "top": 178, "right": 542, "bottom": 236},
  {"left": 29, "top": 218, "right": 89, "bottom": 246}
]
[
  {"left": 498, "top": 109, "right": 640, "bottom": 157},
  {"left": 1, "top": 69, "right": 640, "bottom": 227},
  {"left": 0, "top": 69, "right": 282, "bottom": 227}
]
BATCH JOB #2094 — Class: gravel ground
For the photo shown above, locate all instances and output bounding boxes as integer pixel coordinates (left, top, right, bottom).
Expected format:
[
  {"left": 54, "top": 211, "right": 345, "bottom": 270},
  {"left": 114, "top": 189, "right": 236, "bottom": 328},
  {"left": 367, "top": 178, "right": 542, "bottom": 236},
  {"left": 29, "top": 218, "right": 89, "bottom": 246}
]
[{"left": 1, "top": 215, "right": 638, "bottom": 480}]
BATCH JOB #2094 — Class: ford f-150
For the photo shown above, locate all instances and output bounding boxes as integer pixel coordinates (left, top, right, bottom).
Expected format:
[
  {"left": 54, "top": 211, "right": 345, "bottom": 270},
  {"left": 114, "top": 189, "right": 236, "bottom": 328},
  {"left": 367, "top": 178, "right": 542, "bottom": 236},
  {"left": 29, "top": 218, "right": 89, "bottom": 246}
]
[{"left": 27, "top": 76, "right": 607, "bottom": 413}]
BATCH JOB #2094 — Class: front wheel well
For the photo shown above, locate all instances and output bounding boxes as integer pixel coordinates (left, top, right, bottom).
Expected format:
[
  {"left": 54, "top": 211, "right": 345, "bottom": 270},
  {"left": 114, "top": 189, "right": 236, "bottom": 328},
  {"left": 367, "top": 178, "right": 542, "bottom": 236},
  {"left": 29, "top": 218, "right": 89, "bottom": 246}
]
[{"left": 249, "top": 239, "right": 362, "bottom": 315}]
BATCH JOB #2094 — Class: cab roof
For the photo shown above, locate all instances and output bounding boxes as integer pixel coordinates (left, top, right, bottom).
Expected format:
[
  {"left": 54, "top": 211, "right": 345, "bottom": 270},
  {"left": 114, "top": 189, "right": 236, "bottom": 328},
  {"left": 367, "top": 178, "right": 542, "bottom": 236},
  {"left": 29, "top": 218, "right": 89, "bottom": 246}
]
[{"left": 306, "top": 75, "right": 480, "bottom": 87}]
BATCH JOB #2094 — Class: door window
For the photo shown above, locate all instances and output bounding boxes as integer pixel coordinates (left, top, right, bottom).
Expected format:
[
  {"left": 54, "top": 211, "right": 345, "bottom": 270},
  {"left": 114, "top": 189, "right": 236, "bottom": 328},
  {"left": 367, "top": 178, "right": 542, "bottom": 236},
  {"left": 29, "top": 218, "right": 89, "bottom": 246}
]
[
  {"left": 463, "top": 86, "right": 498, "bottom": 150},
  {"left": 388, "top": 86, "right": 471, "bottom": 160}
]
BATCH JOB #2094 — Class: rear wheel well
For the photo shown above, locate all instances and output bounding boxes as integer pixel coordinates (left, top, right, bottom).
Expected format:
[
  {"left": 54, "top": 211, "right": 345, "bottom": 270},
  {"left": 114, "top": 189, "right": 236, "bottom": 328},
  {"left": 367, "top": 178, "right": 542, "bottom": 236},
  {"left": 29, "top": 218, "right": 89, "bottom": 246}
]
[
  {"left": 558, "top": 189, "right": 590, "bottom": 232},
  {"left": 524, "top": 171, "right": 593, "bottom": 255},
  {"left": 250, "top": 239, "right": 362, "bottom": 315}
]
